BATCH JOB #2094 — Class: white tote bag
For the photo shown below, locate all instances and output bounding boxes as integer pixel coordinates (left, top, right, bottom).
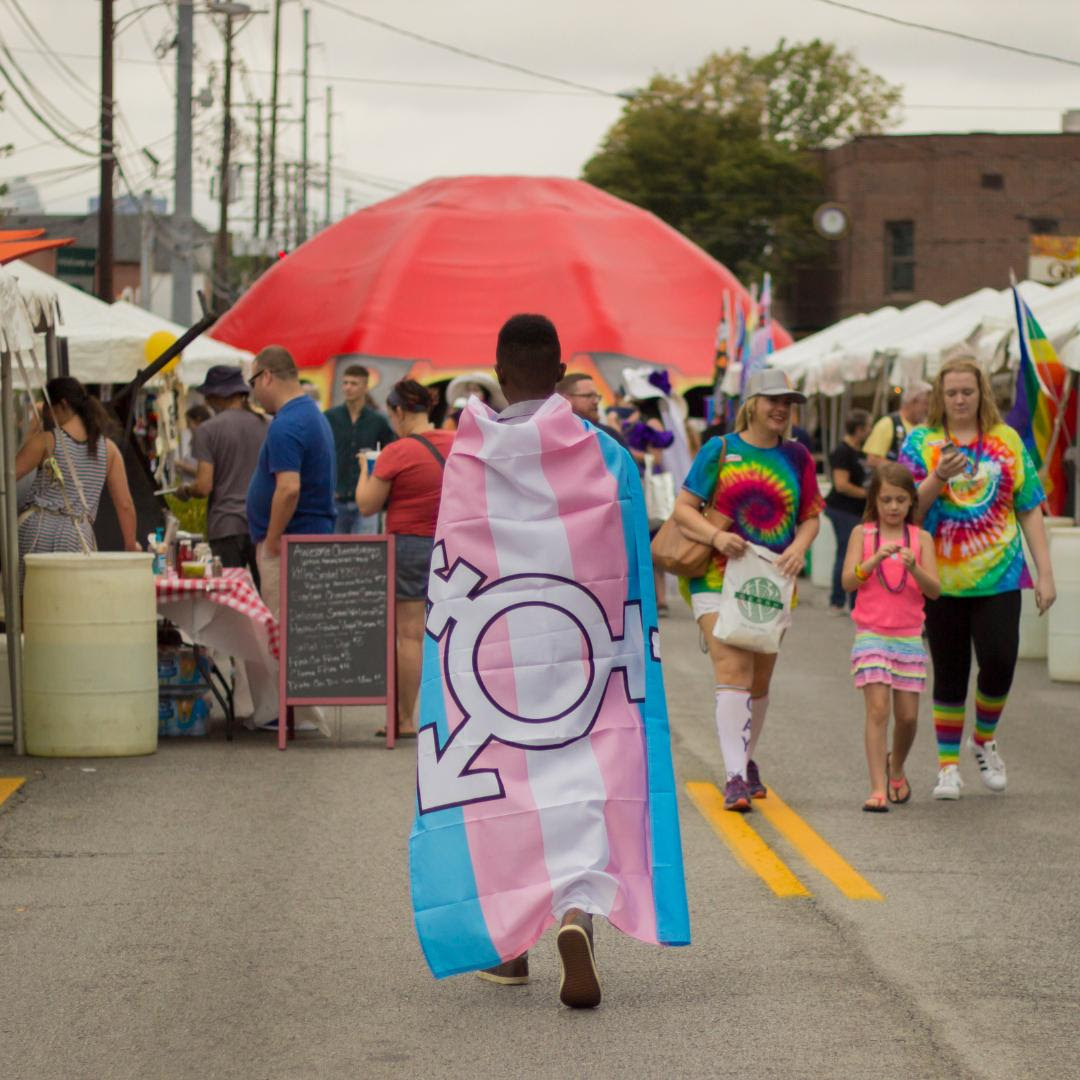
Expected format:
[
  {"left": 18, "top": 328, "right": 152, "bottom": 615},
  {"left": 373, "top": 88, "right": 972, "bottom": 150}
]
[
  {"left": 643, "top": 453, "right": 676, "bottom": 531},
  {"left": 712, "top": 542, "right": 794, "bottom": 654}
]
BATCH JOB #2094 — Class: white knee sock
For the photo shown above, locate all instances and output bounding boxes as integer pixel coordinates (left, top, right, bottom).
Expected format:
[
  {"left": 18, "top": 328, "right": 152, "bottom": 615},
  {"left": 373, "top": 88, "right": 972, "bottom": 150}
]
[
  {"left": 715, "top": 687, "right": 751, "bottom": 782},
  {"left": 747, "top": 695, "right": 769, "bottom": 760}
]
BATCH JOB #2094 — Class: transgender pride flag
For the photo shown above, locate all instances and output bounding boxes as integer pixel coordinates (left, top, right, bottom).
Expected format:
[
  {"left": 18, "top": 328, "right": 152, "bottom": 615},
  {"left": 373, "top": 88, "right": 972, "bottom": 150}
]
[{"left": 410, "top": 396, "right": 690, "bottom": 978}]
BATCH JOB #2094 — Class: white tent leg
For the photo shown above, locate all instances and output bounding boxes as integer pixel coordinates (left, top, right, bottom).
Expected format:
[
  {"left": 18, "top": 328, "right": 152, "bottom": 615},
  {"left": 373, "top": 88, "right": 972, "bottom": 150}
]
[{"left": 1, "top": 354, "right": 25, "bottom": 755}]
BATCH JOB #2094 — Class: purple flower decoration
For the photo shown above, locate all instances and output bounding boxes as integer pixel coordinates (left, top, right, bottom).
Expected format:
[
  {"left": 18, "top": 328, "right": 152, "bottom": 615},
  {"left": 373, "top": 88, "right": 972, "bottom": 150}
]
[{"left": 646, "top": 370, "right": 672, "bottom": 396}]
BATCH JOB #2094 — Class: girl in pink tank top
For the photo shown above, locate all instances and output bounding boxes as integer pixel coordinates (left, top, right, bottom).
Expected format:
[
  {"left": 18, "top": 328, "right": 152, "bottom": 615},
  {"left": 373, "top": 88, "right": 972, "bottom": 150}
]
[{"left": 841, "top": 463, "right": 940, "bottom": 812}]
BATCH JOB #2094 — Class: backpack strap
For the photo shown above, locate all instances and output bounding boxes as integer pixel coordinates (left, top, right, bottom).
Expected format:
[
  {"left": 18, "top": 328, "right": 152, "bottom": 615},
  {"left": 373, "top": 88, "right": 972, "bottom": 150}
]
[
  {"left": 890, "top": 412, "right": 906, "bottom": 459},
  {"left": 407, "top": 433, "right": 446, "bottom": 468}
]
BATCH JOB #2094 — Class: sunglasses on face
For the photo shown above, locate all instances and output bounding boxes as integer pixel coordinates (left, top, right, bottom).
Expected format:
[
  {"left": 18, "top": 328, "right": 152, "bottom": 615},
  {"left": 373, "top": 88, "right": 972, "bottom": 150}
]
[{"left": 248, "top": 368, "right": 268, "bottom": 387}]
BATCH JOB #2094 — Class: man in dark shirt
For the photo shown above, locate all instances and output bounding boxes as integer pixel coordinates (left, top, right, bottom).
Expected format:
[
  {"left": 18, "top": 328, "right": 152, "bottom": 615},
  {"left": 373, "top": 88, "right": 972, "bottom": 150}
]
[
  {"left": 825, "top": 408, "right": 871, "bottom": 613},
  {"left": 556, "top": 372, "right": 627, "bottom": 447},
  {"left": 324, "top": 364, "right": 395, "bottom": 533}
]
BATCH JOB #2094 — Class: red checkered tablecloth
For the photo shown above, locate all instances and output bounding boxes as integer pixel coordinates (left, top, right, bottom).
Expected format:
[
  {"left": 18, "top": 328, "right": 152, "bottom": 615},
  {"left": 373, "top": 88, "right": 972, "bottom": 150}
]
[{"left": 155, "top": 568, "right": 279, "bottom": 658}]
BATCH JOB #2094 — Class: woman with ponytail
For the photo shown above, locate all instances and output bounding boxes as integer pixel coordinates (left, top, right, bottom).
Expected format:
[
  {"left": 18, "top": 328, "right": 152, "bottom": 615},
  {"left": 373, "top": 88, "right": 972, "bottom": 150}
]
[{"left": 15, "top": 377, "right": 138, "bottom": 587}]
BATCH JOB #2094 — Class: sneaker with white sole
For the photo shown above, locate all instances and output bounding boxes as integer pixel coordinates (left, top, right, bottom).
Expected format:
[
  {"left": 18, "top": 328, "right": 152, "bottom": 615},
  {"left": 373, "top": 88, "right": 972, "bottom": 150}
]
[
  {"left": 932, "top": 765, "right": 964, "bottom": 800},
  {"left": 968, "top": 736, "right": 1007, "bottom": 791}
]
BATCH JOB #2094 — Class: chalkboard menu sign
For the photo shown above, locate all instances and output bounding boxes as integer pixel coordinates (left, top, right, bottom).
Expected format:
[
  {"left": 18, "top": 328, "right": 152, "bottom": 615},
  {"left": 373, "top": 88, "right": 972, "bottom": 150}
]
[{"left": 279, "top": 535, "right": 397, "bottom": 748}]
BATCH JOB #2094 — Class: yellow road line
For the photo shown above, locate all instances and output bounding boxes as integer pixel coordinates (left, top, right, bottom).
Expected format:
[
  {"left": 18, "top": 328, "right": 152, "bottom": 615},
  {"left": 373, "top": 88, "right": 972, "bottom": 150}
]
[
  {"left": 754, "top": 789, "right": 884, "bottom": 901},
  {"left": 686, "top": 781, "right": 810, "bottom": 899},
  {"left": 0, "top": 777, "right": 25, "bottom": 806}
]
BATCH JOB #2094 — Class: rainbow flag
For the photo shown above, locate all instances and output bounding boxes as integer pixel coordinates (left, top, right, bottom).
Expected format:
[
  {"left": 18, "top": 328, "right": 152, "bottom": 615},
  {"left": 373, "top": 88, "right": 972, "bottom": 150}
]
[
  {"left": 410, "top": 396, "right": 690, "bottom": 978},
  {"left": 1006, "top": 287, "right": 1077, "bottom": 515}
]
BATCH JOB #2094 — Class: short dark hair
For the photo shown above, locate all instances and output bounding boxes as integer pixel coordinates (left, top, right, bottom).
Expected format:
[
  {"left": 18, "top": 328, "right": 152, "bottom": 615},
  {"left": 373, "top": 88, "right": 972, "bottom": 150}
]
[
  {"left": 556, "top": 372, "right": 592, "bottom": 395},
  {"left": 254, "top": 345, "right": 298, "bottom": 379},
  {"left": 496, "top": 314, "right": 561, "bottom": 395},
  {"left": 845, "top": 408, "right": 871, "bottom": 435},
  {"left": 386, "top": 378, "right": 436, "bottom": 415},
  {"left": 185, "top": 404, "right": 212, "bottom": 424},
  {"left": 343, "top": 364, "right": 369, "bottom": 380}
]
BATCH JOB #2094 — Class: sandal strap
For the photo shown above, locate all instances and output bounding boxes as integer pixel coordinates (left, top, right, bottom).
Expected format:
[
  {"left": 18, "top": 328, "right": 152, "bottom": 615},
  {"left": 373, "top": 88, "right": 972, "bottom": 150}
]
[{"left": 888, "top": 775, "right": 909, "bottom": 789}]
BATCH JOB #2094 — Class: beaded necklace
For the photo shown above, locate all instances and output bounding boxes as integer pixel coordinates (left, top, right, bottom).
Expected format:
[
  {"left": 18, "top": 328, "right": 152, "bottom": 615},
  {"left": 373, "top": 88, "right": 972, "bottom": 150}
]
[{"left": 873, "top": 523, "right": 912, "bottom": 594}]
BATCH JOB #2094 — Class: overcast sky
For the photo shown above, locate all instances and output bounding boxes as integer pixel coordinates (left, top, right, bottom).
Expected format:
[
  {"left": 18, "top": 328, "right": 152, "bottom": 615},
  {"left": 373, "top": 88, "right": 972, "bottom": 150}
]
[{"left": 3, "top": 0, "right": 1078, "bottom": 236}]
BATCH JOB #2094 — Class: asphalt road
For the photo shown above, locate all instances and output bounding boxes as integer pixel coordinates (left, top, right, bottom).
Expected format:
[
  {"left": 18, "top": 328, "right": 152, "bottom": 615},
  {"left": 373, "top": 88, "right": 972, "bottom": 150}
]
[{"left": 1, "top": 584, "right": 1078, "bottom": 1080}]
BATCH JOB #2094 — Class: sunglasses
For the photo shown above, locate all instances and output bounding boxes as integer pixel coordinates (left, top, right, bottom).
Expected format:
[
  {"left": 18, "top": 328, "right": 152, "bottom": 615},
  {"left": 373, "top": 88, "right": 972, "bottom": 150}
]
[{"left": 248, "top": 368, "right": 268, "bottom": 387}]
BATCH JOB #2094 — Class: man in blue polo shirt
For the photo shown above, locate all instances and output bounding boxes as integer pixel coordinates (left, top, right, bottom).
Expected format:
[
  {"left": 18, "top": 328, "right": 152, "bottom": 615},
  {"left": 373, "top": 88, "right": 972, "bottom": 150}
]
[{"left": 246, "top": 345, "right": 336, "bottom": 617}]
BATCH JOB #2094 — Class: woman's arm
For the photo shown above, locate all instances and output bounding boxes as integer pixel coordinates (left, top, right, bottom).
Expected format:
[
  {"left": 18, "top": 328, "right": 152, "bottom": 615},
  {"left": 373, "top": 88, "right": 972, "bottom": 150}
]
[
  {"left": 671, "top": 489, "right": 745, "bottom": 557},
  {"left": 915, "top": 448, "right": 966, "bottom": 520},
  {"left": 909, "top": 528, "right": 941, "bottom": 600},
  {"left": 15, "top": 430, "right": 50, "bottom": 480},
  {"left": 830, "top": 467, "right": 866, "bottom": 500},
  {"left": 354, "top": 454, "right": 392, "bottom": 517},
  {"left": 776, "top": 515, "right": 820, "bottom": 577},
  {"left": 105, "top": 440, "right": 139, "bottom": 551},
  {"left": 1018, "top": 505, "right": 1056, "bottom": 614}
]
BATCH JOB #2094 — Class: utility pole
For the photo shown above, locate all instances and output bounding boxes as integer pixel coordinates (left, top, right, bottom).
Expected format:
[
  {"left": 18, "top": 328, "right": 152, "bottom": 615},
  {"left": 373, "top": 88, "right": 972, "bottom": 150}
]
[
  {"left": 139, "top": 190, "right": 154, "bottom": 311},
  {"left": 98, "top": 0, "right": 114, "bottom": 302},
  {"left": 282, "top": 162, "right": 292, "bottom": 250},
  {"left": 253, "top": 99, "right": 262, "bottom": 237},
  {"left": 213, "top": 12, "right": 236, "bottom": 311},
  {"left": 266, "top": 0, "right": 282, "bottom": 239},
  {"left": 324, "top": 84, "right": 332, "bottom": 226},
  {"left": 172, "top": 0, "right": 194, "bottom": 323},
  {"left": 298, "top": 7, "right": 309, "bottom": 244}
]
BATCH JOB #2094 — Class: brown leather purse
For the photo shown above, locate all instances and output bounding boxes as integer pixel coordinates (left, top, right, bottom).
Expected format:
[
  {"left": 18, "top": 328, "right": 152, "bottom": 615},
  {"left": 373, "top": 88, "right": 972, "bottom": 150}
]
[{"left": 650, "top": 437, "right": 725, "bottom": 577}]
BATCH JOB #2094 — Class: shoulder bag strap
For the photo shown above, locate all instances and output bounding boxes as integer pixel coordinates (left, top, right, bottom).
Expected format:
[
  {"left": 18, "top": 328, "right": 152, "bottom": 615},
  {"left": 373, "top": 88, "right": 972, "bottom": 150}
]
[{"left": 407, "top": 433, "right": 446, "bottom": 468}]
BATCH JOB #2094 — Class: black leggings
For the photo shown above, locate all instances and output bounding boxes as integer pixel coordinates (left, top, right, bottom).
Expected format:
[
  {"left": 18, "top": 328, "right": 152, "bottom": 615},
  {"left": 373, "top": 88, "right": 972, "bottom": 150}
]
[{"left": 923, "top": 591, "right": 1021, "bottom": 704}]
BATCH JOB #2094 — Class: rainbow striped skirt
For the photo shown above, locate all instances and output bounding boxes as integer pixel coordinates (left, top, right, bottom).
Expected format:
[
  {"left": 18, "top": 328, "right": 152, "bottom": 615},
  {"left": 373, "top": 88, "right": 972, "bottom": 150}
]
[{"left": 851, "top": 630, "right": 927, "bottom": 692}]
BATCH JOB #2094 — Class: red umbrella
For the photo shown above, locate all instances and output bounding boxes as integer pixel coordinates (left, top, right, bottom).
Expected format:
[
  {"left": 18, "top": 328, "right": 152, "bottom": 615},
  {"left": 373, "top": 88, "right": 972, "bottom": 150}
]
[{"left": 212, "top": 176, "right": 790, "bottom": 390}]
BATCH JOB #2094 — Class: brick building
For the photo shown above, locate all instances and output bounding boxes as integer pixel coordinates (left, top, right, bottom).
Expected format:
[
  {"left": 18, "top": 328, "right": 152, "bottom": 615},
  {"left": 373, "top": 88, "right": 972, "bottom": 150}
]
[{"left": 795, "top": 132, "right": 1080, "bottom": 328}]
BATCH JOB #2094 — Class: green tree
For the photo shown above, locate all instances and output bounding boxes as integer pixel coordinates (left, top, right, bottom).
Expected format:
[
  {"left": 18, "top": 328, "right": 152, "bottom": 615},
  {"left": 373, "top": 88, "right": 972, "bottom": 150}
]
[{"left": 582, "top": 40, "right": 902, "bottom": 286}]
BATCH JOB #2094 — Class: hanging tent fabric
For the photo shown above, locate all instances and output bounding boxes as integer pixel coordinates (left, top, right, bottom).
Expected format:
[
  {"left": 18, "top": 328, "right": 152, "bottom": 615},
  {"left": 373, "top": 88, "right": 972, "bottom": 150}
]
[{"left": 211, "top": 176, "right": 791, "bottom": 391}]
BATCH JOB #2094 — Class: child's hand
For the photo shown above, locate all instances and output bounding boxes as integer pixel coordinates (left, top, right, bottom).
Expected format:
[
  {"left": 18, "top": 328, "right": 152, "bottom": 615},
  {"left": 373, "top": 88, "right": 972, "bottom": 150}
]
[
  {"left": 898, "top": 548, "right": 916, "bottom": 570},
  {"left": 873, "top": 543, "right": 900, "bottom": 564}
]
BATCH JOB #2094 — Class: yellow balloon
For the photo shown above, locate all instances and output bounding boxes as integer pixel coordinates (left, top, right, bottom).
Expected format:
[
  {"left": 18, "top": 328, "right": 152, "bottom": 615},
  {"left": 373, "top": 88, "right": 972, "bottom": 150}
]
[{"left": 145, "top": 330, "right": 181, "bottom": 373}]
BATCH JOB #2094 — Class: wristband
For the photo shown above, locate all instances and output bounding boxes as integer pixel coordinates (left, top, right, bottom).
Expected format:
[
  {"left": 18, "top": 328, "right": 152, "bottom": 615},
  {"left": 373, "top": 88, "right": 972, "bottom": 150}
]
[
  {"left": 933, "top": 469, "right": 947, "bottom": 482},
  {"left": 854, "top": 562, "right": 869, "bottom": 582}
]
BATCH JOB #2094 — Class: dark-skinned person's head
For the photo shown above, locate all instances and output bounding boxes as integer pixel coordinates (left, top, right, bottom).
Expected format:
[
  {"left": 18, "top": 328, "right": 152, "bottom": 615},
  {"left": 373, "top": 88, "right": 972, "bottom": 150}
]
[{"left": 494, "top": 314, "right": 566, "bottom": 405}]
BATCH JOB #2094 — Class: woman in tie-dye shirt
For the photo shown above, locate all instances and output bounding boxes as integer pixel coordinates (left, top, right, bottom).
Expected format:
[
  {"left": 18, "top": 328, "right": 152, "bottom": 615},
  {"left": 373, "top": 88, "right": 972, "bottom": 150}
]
[
  {"left": 673, "top": 370, "right": 823, "bottom": 812},
  {"left": 900, "top": 356, "right": 1056, "bottom": 801}
]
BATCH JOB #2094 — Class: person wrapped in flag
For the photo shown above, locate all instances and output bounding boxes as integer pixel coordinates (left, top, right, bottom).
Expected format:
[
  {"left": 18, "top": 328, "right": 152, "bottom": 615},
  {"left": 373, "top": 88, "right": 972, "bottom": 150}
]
[
  {"left": 900, "top": 355, "right": 1056, "bottom": 802},
  {"left": 409, "top": 314, "right": 690, "bottom": 1009}
]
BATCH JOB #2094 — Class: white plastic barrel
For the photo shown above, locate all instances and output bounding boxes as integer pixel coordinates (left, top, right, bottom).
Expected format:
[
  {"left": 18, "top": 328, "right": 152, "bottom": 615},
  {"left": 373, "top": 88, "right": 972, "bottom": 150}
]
[
  {"left": 1018, "top": 516, "right": 1074, "bottom": 659},
  {"left": 23, "top": 553, "right": 157, "bottom": 757},
  {"left": 1047, "top": 527, "right": 1080, "bottom": 682}
]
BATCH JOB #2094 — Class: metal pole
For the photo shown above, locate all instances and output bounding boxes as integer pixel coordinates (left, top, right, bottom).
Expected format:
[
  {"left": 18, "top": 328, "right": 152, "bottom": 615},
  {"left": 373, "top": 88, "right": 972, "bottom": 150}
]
[
  {"left": 1, "top": 354, "right": 25, "bottom": 755},
  {"left": 266, "top": 0, "right": 282, "bottom": 239},
  {"left": 172, "top": 0, "right": 194, "bottom": 324},
  {"left": 98, "top": 0, "right": 114, "bottom": 302},
  {"left": 298, "top": 7, "right": 309, "bottom": 244},
  {"left": 214, "top": 15, "right": 235, "bottom": 312},
  {"left": 254, "top": 99, "right": 263, "bottom": 237},
  {"left": 139, "top": 189, "right": 154, "bottom": 310},
  {"left": 324, "top": 83, "right": 332, "bottom": 225}
]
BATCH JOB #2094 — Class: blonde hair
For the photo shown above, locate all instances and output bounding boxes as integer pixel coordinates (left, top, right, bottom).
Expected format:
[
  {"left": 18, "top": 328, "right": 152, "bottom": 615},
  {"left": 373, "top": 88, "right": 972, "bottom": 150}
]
[
  {"left": 735, "top": 395, "right": 793, "bottom": 439},
  {"left": 927, "top": 355, "right": 1001, "bottom": 430}
]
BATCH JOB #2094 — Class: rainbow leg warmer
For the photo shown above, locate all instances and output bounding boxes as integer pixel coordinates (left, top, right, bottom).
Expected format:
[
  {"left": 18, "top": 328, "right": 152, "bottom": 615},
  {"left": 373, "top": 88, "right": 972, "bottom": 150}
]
[
  {"left": 974, "top": 689, "right": 1007, "bottom": 745},
  {"left": 933, "top": 701, "right": 966, "bottom": 767}
]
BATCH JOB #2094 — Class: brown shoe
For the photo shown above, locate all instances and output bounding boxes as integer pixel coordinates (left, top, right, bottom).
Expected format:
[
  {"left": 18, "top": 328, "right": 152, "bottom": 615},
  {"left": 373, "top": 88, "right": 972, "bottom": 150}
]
[
  {"left": 476, "top": 953, "right": 529, "bottom": 985},
  {"left": 557, "top": 911, "right": 601, "bottom": 1008}
]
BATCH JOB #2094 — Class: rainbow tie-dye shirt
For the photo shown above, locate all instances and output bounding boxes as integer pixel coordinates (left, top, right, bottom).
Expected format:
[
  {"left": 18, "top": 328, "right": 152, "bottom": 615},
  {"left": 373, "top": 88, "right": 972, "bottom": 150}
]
[
  {"left": 899, "top": 423, "right": 1044, "bottom": 597},
  {"left": 682, "top": 434, "right": 824, "bottom": 594}
]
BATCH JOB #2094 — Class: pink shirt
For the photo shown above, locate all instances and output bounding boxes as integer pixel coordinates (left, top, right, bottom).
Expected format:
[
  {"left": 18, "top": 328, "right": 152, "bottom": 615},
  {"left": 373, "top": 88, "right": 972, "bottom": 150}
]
[{"left": 852, "top": 524, "right": 925, "bottom": 636}]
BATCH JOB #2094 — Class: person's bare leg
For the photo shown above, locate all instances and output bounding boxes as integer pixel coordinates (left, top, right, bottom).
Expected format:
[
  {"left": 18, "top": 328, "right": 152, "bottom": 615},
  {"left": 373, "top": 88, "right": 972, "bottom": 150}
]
[
  {"left": 396, "top": 599, "right": 426, "bottom": 734},
  {"left": 863, "top": 683, "right": 890, "bottom": 808},
  {"left": 654, "top": 562, "right": 667, "bottom": 610},
  {"left": 889, "top": 689, "right": 918, "bottom": 802}
]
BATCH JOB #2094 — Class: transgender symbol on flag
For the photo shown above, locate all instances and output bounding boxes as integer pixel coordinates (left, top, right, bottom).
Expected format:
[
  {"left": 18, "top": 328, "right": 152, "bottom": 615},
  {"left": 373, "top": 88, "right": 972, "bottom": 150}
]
[{"left": 416, "top": 541, "right": 649, "bottom": 815}]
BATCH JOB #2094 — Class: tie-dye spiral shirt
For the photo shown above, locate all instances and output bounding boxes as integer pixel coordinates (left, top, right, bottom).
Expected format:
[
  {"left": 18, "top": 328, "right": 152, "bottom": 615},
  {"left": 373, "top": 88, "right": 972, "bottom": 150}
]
[
  {"left": 681, "top": 434, "right": 824, "bottom": 594},
  {"left": 899, "top": 423, "right": 1043, "bottom": 597}
]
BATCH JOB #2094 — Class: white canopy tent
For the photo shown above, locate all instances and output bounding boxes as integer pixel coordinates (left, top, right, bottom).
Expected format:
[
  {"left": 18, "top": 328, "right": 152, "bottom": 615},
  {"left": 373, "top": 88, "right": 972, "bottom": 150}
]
[{"left": 6, "top": 260, "right": 252, "bottom": 387}]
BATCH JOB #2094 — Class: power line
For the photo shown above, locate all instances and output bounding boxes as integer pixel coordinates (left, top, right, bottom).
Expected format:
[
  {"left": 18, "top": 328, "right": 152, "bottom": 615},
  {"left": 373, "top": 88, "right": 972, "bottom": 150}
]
[
  {"left": 309, "top": 0, "right": 621, "bottom": 98},
  {"left": 815, "top": 0, "right": 1080, "bottom": 70},
  {"left": 0, "top": 57, "right": 97, "bottom": 157}
]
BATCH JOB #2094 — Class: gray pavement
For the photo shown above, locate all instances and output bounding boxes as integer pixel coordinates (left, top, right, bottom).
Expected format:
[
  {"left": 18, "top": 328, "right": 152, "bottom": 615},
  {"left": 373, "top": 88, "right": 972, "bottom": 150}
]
[{"left": 1, "top": 582, "right": 1078, "bottom": 1079}]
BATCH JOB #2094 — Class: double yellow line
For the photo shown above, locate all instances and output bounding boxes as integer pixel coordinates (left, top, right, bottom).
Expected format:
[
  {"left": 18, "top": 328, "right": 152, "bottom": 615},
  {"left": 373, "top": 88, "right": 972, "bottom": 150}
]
[{"left": 687, "top": 781, "right": 883, "bottom": 901}]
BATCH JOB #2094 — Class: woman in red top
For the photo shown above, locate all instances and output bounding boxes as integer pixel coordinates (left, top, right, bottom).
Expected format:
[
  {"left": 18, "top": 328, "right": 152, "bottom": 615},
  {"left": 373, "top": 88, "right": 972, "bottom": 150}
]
[{"left": 355, "top": 380, "right": 454, "bottom": 737}]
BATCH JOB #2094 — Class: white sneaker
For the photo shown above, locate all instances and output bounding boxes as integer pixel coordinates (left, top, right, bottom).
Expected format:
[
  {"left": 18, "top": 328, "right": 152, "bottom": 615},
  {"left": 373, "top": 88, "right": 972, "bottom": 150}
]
[
  {"left": 932, "top": 765, "right": 964, "bottom": 800},
  {"left": 968, "top": 736, "right": 1007, "bottom": 791}
]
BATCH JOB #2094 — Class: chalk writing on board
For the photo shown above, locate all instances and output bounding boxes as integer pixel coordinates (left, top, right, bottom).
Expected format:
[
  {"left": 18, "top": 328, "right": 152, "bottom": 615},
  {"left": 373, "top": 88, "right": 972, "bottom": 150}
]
[{"left": 284, "top": 539, "right": 390, "bottom": 699}]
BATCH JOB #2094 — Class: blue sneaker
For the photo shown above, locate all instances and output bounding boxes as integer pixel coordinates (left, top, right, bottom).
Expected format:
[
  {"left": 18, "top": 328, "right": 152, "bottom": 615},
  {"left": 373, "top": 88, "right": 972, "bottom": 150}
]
[{"left": 723, "top": 776, "right": 752, "bottom": 812}]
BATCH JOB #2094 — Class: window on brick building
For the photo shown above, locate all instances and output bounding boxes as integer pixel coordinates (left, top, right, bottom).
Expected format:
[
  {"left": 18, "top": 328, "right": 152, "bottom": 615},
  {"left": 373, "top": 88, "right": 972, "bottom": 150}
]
[
  {"left": 1030, "top": 218, "right": 1059, "bottom": 235},
  {"left": 981, "top": 173, "right": 1005, "bottom": 190},
  {"left": 885, "top": 220, "right": 915, "bottom": 293}
]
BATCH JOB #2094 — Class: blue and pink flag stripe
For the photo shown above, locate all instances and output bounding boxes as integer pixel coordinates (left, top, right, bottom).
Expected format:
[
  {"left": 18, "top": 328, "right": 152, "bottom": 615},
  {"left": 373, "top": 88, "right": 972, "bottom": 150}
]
[{"left": 409, "top": 396, "right": 690, "bottom": 978}]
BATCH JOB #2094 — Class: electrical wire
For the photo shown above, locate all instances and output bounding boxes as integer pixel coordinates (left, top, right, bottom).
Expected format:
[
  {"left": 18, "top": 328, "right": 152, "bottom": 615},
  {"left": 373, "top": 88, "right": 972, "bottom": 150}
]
[
  {"left": 309, "top": 0, "right": 622, "bottom": 98},
  {"left": 0, "top": 57, "right": 97, "bottom": 157},
  {"left": 814, "top": 0, "right": 1080, "bottom": 71}
]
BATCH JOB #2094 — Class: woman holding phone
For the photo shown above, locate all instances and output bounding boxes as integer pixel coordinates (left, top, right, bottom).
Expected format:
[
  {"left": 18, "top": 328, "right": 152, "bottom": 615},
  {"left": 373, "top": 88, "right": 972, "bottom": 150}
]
[{"left": 899, "top": 356, "right": 1055, "bottom": 800}]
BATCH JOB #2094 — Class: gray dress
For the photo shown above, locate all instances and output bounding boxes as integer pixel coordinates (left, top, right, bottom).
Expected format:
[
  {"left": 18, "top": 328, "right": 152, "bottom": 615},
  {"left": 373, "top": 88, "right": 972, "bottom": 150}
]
[{"left": 17, "top": 428, "right": 109, "bottom": 590}]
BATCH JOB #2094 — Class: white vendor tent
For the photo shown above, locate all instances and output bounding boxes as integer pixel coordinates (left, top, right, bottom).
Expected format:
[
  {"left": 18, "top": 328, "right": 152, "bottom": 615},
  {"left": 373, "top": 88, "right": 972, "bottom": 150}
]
[{"left": 6, "top": 260, "right": 252, "bottom": 387}]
